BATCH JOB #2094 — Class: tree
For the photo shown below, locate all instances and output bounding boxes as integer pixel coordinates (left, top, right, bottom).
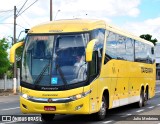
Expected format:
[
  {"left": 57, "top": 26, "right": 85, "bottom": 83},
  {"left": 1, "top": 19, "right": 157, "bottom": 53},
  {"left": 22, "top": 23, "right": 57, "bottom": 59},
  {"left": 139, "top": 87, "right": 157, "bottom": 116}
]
[
  {"left": 140, "top": 34, "right": 158, "bottom": 45},
  {"left": 5, "top": 38, "right": 24, "bottom": 79},
  {"left": 0, "top": 38, "right": 10, "bottom": 78}
]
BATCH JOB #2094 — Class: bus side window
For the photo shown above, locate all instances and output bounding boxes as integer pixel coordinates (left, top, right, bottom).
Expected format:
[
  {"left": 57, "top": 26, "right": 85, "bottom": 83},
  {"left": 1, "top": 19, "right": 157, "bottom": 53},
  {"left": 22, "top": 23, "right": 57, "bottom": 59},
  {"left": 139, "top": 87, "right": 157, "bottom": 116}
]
[
  {"left": 116, "top": 34, "right": 126, "bottom": 60},
  {"left": 125, "top": 38, "right": 134, "bottom": 61},
  {"left": 89, "top": 51, "right": 98, "bottom": 76},
  {"left": 104, "top": 32, "right": 117, "bottom": 64}
]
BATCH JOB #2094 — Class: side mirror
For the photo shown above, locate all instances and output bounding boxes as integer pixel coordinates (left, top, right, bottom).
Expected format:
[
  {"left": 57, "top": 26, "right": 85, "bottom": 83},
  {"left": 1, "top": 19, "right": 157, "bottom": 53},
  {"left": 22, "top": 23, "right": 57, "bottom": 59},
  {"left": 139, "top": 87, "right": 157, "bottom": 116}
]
[
  {"left": 85, "top": 39, "right": 97, "bottom": 62},
  {"left": 10, "top": 42, "right": 24, "bottom": 63},
  {"left": 151, "top": 47, "right": 154, "bottom": 54}
]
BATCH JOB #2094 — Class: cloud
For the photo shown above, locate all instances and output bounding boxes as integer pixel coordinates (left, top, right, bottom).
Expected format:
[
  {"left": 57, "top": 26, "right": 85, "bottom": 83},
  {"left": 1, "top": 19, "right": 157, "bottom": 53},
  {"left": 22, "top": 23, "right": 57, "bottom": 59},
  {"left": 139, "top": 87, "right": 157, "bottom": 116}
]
[
  {"left": 122, "top": 17, "right": 160, "bottom": 41},
  {"left": 53, "top": 0, "right": 140, "bottom": 19},
  {"left": 0, "top": 0, "right": 50, "bottom": 41},
  {"left": 128, "top": 8, "right": 140, "bottom": 17},
  {"left": 0, "top": 0, "right": 141, "bottom": 26},
  {"left": 0, "top": 0, "right": 154, "bottom": 43},
  {"left": 145, "top": 17, "right": 160, "bottom": 26},
  {"left": 0, "top": 0, "right": 23, "bottom": 10}
]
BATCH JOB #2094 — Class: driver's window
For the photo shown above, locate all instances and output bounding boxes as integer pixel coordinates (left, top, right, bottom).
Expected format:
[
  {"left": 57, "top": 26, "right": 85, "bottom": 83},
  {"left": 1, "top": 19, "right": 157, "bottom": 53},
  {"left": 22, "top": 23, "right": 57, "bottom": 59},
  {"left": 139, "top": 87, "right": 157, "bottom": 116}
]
[
  {"left": 34, "top": 40, "right": 45, "bottom": 58},
  {"left": 89, "top": 51, "right": 98, "bottom": 76}
]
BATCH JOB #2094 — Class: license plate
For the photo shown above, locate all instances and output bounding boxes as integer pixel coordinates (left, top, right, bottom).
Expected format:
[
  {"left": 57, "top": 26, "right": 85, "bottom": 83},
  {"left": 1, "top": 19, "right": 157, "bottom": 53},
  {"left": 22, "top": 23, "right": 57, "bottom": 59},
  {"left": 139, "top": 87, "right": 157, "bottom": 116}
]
[{"left": 44, "top": 106, "right": 56, "bottom": 111}]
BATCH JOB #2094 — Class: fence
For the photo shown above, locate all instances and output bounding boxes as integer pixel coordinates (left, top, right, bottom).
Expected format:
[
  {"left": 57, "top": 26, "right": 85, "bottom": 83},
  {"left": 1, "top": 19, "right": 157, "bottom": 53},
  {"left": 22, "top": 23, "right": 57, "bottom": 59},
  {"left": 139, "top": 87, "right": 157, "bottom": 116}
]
[
  {"left": 0, "top": 69, "right": 20, "bottom": 90},
  {"left": 0, "top": 79, "right": 20, "bottom": 90}
]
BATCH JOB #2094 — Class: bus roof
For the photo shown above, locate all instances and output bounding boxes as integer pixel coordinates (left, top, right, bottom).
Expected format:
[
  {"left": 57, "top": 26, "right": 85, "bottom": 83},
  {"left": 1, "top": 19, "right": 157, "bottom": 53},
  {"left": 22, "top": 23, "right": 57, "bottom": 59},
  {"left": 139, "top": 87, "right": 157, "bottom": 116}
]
[
  {"left": 28, "top": 19, "right": 153, "bottom": 46},
  {"left": 29, "top": 19, "right": 106, "bottom": 33}
]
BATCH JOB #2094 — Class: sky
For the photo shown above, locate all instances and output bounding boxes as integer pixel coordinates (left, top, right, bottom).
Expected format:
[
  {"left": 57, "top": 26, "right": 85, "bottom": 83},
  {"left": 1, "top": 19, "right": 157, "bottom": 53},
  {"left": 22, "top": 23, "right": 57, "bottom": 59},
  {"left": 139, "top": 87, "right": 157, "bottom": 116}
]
[{"left": 0, "top": 0, "right": 160, "bottom": 44}]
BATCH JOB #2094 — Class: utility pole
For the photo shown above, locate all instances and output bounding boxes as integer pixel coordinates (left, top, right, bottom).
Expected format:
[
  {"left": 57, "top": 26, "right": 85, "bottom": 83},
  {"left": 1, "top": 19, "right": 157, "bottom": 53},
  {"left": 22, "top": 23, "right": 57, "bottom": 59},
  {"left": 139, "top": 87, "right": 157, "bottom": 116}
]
[
  {"left": 13, "top": 6, "right": 17, "bottom": 94},
  {"left": 50, "top": 0, "right": 52, "bottom": 21}
]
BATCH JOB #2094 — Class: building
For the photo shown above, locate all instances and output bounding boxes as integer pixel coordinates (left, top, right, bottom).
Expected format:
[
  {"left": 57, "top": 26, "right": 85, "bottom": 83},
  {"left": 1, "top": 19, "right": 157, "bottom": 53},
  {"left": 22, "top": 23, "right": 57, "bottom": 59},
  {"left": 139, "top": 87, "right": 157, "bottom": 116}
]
[{"left": 155, "top": 42, "right": 160, "bottom": 80}]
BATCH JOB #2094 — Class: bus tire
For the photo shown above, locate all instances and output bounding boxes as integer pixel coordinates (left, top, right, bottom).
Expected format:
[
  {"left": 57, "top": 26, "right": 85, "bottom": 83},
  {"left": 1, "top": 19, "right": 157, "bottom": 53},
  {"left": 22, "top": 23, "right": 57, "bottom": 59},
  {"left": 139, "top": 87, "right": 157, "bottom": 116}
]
[
  {"left": 137, "top": 89, "right": 144, "bottom": 108},
  {"left": 143, "top": 89, "right": 148, "bottom": 106},
  {"left": 41, "top": 114, "right": 55, "bottom": 122},
  {"left": 94, "top": 96, "right": 107, "bottom": 121}
]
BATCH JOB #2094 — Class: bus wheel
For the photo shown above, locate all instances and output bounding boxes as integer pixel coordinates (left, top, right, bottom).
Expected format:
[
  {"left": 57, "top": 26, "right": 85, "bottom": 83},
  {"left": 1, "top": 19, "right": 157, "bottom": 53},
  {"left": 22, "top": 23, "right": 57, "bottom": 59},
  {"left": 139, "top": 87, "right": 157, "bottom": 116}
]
[
  {"left": 94, "top": 96, "right": 107, "bottom": 120},
  {"left": 144, "top": 89, "right": 148, "bottom": 106},
  {"left": 137, "top": 89, "right": 144, "bottom": 108},
  {"left": 41, "top": 114, "right": 55, "bottom": 122}
]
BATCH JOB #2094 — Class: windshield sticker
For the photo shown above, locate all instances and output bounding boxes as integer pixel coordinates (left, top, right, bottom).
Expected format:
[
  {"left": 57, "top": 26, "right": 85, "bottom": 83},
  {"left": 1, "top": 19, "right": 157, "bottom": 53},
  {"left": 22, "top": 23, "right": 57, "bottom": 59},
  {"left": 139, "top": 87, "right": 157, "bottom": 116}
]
[
  {"left": 51, "top": 77, "right": 58, "bottom": 84},
  {"left": 32, "top": 36, "right": 49, "bottom": 41}
]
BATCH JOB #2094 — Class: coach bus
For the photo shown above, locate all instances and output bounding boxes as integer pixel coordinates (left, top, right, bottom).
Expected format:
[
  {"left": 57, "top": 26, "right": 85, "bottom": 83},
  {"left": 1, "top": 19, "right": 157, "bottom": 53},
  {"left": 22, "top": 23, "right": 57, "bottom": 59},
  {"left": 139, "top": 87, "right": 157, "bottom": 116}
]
[{"left": 10, "top": 19, "right": 155, "bottom": 121}]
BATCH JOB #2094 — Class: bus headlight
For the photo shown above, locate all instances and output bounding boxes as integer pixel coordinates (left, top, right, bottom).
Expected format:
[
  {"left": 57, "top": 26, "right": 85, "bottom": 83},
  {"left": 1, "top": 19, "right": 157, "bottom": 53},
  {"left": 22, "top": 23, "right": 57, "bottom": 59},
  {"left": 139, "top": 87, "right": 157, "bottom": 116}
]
[
  {"left": 69, "top": 89, "right": 92, "bottom": 100},
  {"left": 21, "top": 93, "right": 31, "bottom": 100}
]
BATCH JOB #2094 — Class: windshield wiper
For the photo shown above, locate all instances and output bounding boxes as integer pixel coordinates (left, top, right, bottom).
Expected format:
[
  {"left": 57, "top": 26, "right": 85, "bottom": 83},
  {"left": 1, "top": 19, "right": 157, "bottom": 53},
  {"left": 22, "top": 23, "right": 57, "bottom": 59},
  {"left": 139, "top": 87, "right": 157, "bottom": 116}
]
[
  {"left": 34, "top": 64, "right": 49, "bottom": 84},
  {"left": 56, "top": 64, "right": 68, "bottom": 86}
]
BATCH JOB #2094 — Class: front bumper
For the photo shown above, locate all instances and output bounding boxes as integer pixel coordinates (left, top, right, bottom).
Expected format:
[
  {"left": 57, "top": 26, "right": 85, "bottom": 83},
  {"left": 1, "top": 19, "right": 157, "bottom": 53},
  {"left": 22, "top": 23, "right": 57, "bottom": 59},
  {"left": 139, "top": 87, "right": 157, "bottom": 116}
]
[{"left": 20, "top": 95, "right": 90, "bottom": 114}]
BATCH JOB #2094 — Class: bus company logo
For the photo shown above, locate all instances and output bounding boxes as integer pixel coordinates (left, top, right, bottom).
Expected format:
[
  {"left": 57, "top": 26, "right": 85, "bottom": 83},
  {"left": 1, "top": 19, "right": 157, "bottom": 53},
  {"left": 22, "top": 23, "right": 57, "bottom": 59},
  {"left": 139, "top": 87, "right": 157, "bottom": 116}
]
[
  {"left": 141, "top": 67, "right": 153, "bottom": 73},
  {"left": 48, "top": 98, "right": 53, "bottom": 103},
  {"left": 49, "top": 30, "right": 63, "bottom": 33},
  {"left": 41, "top": 87, "right": 58, "bottom": 91},
  {"left": 42, "top": 94, "right": 58, "bottom": 97}
]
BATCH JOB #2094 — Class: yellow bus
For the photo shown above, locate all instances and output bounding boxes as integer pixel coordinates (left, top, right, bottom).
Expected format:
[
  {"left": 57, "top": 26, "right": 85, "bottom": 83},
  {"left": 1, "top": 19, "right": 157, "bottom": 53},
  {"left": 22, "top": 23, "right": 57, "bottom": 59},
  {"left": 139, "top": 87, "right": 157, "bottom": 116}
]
[{"left": 10, "top": 19, "right": 155, "bottom": 121}]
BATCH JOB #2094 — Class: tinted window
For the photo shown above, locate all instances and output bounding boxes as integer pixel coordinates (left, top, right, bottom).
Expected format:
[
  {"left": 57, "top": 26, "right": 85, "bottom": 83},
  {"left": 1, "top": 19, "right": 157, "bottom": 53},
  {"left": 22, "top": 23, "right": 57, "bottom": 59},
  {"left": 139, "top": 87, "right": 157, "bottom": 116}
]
[
  {"left": 155, "top": 44, "right": 160, "bottom": 58},
  {"left": 105, "top": 32, "right": 117, "bottom": 60},
  {"left": 135, "top": 41, "right": 154, "bottom": 63},
  {"left": 91, "top": 29, "right": 105, "bottom": 50},
  {"left": 146, "top": 45, "right": 154, "bottom": 63},
  {"left": 89, "top": 51, "right": 98, "bottom": 76},
  {"left": 125, "top": 38, "right": 134, "bottom": 61},
  {"left": 91, "top": 29, "right": 105, "bottom": 67},
  {"left": 105, "top": 31, "right": 154, "bottom": 64},
  {"left": 105, "top": 32, "right": 134, "bottom": 64},
  {"left": 117, "top": 35, "right": 126, "bottom": 60}
]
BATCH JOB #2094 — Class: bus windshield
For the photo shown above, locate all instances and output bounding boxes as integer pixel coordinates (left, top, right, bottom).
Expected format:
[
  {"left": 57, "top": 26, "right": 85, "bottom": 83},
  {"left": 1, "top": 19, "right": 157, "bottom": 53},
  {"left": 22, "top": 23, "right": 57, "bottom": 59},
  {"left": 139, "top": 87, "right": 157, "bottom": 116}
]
[{"left": 21, "top": 33, "right": 89, "bottom": 87}]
